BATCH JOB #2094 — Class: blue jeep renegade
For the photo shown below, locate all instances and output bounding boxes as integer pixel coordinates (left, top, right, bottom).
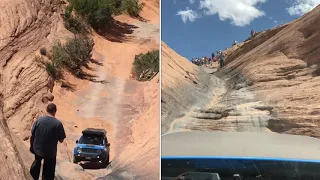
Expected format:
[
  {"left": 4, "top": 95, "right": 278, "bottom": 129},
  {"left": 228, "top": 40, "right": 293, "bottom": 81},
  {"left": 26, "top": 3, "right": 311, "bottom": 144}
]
[{"left": 73, "top": 128, "right": 110, "bottom": 168}]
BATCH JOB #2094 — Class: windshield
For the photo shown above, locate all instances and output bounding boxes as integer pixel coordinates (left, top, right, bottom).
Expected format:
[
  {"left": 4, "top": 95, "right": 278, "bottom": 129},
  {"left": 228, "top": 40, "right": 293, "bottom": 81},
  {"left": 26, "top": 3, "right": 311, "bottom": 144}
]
[
  {"left": 79, "top": 135, "right": 104, "bottom": 146},
  {"left": 162, "top": 158, "right": 320, "bottom": 179}
]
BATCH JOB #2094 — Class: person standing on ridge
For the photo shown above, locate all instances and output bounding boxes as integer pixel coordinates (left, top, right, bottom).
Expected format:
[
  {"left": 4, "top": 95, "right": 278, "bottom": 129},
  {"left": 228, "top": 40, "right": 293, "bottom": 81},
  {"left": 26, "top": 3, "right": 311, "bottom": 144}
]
[
  {"left": 219, "top": 52, "right": 225, "bottom": 69},
  {"left": 251, "top": 29, "right": 255, "bottom": 36},
  {"left": 232, "top": 40, "right": 237, "bottom": 46},
  {"left": 30, "top": 103, "right": 66, "bottom": 180}
]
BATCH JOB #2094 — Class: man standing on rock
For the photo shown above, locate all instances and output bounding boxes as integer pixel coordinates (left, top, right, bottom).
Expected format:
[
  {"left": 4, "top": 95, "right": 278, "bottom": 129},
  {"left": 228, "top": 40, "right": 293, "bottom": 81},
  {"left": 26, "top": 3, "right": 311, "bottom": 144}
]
[
  {"left": 219, "top": 52, "right": 225, "bottom": 69},
  {"left": 30, "top": 103, "right": 66, "bottom": 180}
]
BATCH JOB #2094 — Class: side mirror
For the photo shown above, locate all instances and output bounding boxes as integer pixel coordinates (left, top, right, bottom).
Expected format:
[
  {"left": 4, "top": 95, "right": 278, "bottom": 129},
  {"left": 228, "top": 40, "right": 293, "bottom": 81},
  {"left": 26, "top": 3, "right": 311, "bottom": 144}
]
[
  {"left": 76, "top": 140, "right": 78, "bottom": 143},
  {"left": 107, "top": 143, "right": 110, "bottom": 146}
]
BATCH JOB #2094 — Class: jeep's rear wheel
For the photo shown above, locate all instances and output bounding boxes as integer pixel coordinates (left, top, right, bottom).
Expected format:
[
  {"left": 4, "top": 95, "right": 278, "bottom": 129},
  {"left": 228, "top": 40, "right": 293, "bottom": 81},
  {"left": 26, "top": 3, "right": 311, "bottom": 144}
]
[{"left": 72, "top": 156, "right": 78, "bottom": 164}]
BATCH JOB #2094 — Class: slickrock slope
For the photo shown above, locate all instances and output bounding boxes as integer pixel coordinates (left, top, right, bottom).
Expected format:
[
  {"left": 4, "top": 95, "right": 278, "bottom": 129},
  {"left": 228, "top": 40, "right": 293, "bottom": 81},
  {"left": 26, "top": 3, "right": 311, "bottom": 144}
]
[
  {"left": 0, "top": 97, "right": 31, "bottom": 180},
  {"left": 162, "top": 5, "right": 320, "bottom": 138},
  {"left": 222, "top": 5, "right": 320, "bottom": 137},
  {"left": 0, "top": 0, "right": 72, "bottom": 139},
  {"left": 0, "top": 0, "right": 159, "bottom": 179},
  {"left": 0, "top": 0, "right": 69, "bottom": 179},
  {"left": 161, "top": 42, "right": 219, "bottom": 134}
]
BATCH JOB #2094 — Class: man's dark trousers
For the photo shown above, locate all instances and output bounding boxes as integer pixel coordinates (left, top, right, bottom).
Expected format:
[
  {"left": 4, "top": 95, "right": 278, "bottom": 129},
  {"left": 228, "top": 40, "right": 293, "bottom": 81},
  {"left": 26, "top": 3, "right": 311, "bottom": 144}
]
[{"left": 30, "top": 154, "right": 56, "bottom": 180}]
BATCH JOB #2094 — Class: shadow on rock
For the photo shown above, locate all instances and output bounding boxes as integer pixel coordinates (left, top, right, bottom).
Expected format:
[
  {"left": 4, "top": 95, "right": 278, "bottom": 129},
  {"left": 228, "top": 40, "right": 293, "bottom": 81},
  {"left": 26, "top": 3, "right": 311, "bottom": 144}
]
[
  {"left": 96, "top": 20, "right": 138, "bottom": 43},
  {"left": 311, "top": 65, "right": 320, "bottom": 77},
  {"left": 79, "top": 162, "right": 107, "bottom": 169},
  {"left": 133, "top": 15, "right": 149, "bottom": 23},
  {"left": 90, "top": 58, "right": 103, "bottom": 66},
  {"left": 68, "top": 69, "right": 108, "bottom": 84},
  {"left": 60, "top": 80, "right": 76, "bottom": 92}
]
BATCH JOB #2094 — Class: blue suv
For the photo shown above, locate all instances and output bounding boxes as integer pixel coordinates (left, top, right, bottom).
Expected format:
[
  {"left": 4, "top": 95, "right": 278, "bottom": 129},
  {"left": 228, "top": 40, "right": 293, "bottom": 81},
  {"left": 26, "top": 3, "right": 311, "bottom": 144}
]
[{"left": 73, "top": 128, "right": 110, "bottom": 167}]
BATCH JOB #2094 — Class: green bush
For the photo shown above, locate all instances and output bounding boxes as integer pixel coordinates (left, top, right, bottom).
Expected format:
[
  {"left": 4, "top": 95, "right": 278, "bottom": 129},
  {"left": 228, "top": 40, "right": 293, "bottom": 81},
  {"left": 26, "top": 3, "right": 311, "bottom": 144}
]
[
  {"left": 37, "top": 37, "right": 94, "bottom": 79},
  {"left": 121, "top": 0, "right": 144, "bottom": 17},
  {"left": 43, "top": 61, "right": 63, "bottom": 80},
  {"left": 63, "top": 4, "right": 89, "bottom": 34},
  {"left": 64, "top": 5, "right": 73, "bottom": 19},
  {"left": 63, "top": 37, "right": 94, "bottom": 74},
  {"left": 35, "top": 56, "right": 63, "bottom": 80},
  {"left": 133, "top": 50, "right": 159, "bottom": 81},
  {"left": 64, "top": 16, "right": 89, "bottom": 34},
  {"left": 69, "top": 0, "right": 116, "bottom": 29},
  {"left": 51, "top": 41, "right": 68, "bottom": 69}
]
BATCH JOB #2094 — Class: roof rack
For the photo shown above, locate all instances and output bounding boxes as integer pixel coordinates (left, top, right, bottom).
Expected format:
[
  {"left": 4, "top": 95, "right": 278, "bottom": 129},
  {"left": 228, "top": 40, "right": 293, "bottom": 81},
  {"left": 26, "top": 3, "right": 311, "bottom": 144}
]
[{"left": 82, "top": 128, "right": 106, "bottom": 136}]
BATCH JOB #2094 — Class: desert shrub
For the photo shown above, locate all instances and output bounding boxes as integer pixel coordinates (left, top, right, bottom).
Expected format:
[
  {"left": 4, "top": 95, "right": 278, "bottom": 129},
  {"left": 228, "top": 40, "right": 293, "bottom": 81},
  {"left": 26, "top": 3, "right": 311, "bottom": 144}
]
[
  {"left": 69, "top": 0, "right": 116, "bottom": 29},
  {"left": 43, "top": 61, "right": 63, "bottom": 80},
  {"left": 63, "top": 4, "right": 89, "bottom": 34},
  {"left": 133, "top": 50, "right": 159, "bottom": 81},
  {"left": 51, "top": 42, "right": 68, "bottom": 69},
  {"left": 64, "top": 5, "right": 73, "bottom": 19},
  {"left": 35, "top": 56, "right": 63, "bottom": 80},
  {"left": 63, "top": 37, "right": 94, "bottom": 74},
  {"left": 121, "top": 0, "right": 144, "bottom": 17},
  {"left": 64, "top": 16, "right": 89, "bottom": 34},
  {"left": 115, "top": 0, "right": 122, "bottom": 9},
  {"left": 38, "top": 37, "right": 94, "bottom": 79},
  {"left": 40, "top": 47, "right": 47, "bottom": 56}
]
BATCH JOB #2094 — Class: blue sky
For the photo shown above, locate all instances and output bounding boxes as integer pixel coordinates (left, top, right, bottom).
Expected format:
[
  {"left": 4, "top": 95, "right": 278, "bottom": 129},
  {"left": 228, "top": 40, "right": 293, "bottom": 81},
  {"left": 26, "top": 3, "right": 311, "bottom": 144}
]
[{"left": 161, "top": 0, "right": 320, "bottom": 60}]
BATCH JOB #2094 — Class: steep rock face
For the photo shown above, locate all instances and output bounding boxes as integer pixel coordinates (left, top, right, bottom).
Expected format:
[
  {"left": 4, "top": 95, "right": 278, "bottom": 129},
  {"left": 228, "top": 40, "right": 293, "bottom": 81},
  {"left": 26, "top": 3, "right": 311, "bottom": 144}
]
[
  {"left": 162, "top": 5, "right": 320, "bottom": 137},
  {"left": 0, "top": 1, "right": 71, "bottom": 179},
  {"left": 110, "top": 75, "right": 160, "bottom": 180},
  {"left": 161, "top": 42, "right": 220, "bottom": 134},
  {"left": 0, "top": 95, "right": 31, "bottom": 180},
  {"left": 0, "top": 0, "right": 71, "bottom": 140},
  {"left": 221, "top": 5, "right": 320, "bottom": 137}
]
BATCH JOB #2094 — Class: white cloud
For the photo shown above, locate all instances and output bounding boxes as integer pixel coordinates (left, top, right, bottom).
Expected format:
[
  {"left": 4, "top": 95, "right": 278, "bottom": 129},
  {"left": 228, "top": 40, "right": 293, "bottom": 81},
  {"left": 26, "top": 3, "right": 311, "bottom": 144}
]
[
  {"left": 177, "top": 7, "right": 200, "bottom": 23},
  {"left": 190, "top": 0, "right": 195, "bottom": 4},
  {"left": 286, "top": 0, "right": 320, "bottom": 16},
  {"left": 199, "top": 0, "right": 267, "bottom": 26}
]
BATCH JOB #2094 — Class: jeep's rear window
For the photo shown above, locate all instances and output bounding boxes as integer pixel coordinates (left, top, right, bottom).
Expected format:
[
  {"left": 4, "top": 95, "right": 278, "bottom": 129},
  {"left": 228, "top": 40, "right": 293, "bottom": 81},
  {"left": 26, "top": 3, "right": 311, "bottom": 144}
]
[{"left": 79, "top": 135, "right": 104, "bottom": 145}]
